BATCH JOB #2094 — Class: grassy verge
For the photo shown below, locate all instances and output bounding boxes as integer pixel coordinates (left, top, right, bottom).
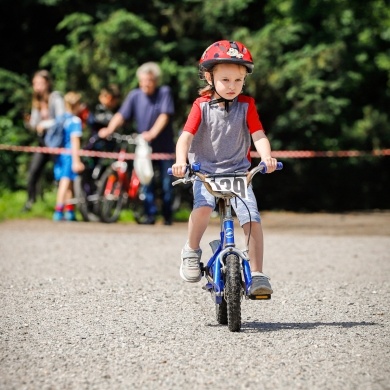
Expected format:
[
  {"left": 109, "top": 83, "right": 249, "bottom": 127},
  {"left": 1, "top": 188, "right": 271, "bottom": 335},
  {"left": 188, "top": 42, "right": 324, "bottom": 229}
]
[
  {"left": 0, "top": 189, "right": 191, "bottom": 223},
  {"left": 0, "top": 190, "right": 56, "bottom": 221}
]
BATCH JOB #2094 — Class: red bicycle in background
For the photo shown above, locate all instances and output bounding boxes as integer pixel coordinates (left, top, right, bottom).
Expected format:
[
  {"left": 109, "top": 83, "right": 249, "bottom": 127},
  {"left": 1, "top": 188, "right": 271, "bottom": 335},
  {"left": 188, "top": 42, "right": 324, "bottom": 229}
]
[{"left": 98, "top": 133, "right": 144, "bottom": 223}]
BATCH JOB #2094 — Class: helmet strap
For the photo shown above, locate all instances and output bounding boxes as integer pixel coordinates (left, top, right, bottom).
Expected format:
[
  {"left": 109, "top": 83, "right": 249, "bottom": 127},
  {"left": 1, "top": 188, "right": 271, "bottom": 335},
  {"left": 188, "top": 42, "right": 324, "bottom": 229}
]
[{"left": 209, "top": 97, "right": 234, "bottom": 112}]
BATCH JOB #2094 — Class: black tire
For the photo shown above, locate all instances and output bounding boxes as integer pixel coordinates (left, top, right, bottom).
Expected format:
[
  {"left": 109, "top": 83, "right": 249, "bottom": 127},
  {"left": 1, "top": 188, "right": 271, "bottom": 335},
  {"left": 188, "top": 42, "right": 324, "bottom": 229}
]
[
  {"left": 225, "top": 254, "right": 242, "bottom": 332},
  {"left": 73, "top": 173, "right": 100, "bottom": 222},
  {"left": 98, "top": 168, "right": 126, "bottom": 223}
]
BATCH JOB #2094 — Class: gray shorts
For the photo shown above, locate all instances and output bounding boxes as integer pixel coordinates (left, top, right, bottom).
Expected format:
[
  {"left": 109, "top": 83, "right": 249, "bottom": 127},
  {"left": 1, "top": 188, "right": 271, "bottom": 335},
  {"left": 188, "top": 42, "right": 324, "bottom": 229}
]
[{"left": 192, "top": 179, "right": 261, "bottom": 226}]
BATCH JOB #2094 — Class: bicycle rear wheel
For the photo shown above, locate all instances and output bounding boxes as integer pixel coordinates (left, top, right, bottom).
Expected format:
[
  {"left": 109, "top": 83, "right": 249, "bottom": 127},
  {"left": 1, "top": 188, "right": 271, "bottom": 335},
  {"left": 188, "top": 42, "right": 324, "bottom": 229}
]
[
  {"left": 98, "top": 168, "right": 126, "bottom": 223},
  {"left": 225, "top": 254, "right": 242, "bottom": 332}
]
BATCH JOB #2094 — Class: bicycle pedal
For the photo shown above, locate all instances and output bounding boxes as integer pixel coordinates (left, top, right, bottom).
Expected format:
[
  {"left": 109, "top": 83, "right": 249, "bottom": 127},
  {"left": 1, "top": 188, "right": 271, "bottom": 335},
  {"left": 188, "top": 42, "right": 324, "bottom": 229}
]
[{"left": 248, "top": 294, "right": 271, "bottom": 300}]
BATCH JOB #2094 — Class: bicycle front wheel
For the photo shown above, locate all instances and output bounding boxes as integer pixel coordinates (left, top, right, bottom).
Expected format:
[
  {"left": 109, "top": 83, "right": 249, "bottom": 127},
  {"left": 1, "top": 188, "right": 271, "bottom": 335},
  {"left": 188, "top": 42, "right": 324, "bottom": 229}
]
[
  {"left": 73, "top": 172, "right": 100, "bottom": 222},
  {"left": 98, "top": 168, "right": 126, "bottom": 223},
  {"left": 225, "top": 254, "right": 242, "bottom": 332}
]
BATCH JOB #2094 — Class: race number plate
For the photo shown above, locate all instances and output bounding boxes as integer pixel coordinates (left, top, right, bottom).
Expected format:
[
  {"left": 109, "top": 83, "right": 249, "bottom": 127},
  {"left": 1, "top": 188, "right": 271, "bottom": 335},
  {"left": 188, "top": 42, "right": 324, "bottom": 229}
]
[{"left": 205, "top": 176, "right": 248, "bottom": 199}]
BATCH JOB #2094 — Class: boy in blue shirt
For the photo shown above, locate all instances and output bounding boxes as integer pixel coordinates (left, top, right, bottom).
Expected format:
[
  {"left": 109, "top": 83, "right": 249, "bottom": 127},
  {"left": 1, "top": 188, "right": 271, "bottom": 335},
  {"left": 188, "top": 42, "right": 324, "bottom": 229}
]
[{"left": 53, "top": 92, "right": 85, "bottom": 221}]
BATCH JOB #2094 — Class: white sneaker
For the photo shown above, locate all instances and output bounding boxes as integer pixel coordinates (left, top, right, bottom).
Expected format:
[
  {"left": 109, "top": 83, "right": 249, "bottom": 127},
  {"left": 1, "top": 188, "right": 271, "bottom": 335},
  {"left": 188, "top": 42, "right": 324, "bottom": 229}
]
[
  {"left": 180, "top": 245, "right": 202, "bottom": 283},
  {"left": 250, "top": 273, "right": 273, "bottom": 295}
]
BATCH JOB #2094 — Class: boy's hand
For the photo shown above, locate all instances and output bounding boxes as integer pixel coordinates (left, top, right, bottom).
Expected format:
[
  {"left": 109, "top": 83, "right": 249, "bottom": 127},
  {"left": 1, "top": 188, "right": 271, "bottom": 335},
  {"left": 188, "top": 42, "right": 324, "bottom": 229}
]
[
  {"left": 72, "top": 161, "right": 85, "bottom": 174},
  {"left": 261, "top": 156, "right": 278, "bottom": 173},
  {"left": 171, "top": 162, "right": 187, "bottom": 177}
]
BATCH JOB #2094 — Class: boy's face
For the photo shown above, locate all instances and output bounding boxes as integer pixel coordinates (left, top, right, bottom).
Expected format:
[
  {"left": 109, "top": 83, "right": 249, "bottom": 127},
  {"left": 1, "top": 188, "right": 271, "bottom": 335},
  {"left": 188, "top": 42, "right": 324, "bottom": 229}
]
[{"left": 206, "top": 63, "right": 246, "bottom": 100}]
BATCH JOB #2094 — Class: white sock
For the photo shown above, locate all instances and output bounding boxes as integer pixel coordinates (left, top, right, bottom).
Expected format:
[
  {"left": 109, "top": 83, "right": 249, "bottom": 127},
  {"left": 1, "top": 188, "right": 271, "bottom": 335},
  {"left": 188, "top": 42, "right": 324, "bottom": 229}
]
[
  {"left": 251, "top": 271, "right": 264, "bottom": 277},
  {"left": 185, "top": 241, "right": 200, "bottom": 252}
]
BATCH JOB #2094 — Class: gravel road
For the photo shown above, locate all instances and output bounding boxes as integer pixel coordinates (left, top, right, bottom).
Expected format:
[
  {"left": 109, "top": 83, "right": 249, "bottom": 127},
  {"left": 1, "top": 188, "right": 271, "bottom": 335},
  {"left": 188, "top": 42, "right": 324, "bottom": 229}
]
[{"left": 0, "top": 212, "right": 389, "bottom": 390}]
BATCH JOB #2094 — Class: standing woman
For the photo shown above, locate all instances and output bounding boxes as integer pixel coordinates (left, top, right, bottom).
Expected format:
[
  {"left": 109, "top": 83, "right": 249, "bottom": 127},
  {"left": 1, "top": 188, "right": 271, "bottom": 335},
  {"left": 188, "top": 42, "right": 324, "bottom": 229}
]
[{"left": 23, "top": 70, "right": 65, "bottom": 211}]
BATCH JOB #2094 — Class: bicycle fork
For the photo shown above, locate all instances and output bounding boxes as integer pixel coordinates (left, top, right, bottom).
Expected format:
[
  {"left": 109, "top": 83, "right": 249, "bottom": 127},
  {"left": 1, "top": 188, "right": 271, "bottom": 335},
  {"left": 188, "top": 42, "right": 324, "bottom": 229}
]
[
  {"left": 202, "top": 205, "right": 253, "bottom": 303},
  {"left": 201, "top": 203, "right": 271, "bottom": 302}
]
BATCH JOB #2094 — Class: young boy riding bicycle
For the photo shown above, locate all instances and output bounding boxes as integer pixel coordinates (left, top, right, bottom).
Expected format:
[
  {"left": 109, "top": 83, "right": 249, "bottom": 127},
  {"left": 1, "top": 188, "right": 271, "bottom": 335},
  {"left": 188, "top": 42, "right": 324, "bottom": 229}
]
[{"left": 171, "top": 40, "right": 279, "bottom": 295}]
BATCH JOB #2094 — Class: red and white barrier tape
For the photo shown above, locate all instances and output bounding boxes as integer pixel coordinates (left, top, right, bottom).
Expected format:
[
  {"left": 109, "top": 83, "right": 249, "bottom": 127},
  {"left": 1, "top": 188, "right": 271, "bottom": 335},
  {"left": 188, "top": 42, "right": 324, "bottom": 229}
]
[
  {"left": 251, "top": 149, "right": 390, "bottom": 158},
  {"left": 0, "top": 144, "right": 174, "bottom": 160},
  {"left": 0, "top": 144, "right": 389, "bottom": 160}
]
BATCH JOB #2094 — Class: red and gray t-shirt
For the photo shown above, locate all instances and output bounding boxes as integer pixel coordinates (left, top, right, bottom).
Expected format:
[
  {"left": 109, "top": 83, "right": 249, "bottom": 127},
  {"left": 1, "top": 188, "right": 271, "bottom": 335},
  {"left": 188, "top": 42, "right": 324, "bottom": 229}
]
[{"left": 183, "top": 95, "right": 264, "bottom": 173}]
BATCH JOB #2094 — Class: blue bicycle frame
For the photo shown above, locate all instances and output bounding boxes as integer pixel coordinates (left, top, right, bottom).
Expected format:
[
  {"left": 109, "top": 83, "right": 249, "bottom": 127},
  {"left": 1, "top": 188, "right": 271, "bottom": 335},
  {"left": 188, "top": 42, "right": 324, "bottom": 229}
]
[
  {"left": 168, "top": 161, "right": 282, "bottom": 331},
  {"left": 203, "top": 197, "right": 253, "bottom": 304}
]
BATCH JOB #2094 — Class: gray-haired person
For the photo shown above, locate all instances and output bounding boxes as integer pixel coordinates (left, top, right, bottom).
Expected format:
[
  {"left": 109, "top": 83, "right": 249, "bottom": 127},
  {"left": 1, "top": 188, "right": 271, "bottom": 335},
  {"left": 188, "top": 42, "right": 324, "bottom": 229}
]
[{"left": 99, "top": 62, "right": 175, "bottom": 225}]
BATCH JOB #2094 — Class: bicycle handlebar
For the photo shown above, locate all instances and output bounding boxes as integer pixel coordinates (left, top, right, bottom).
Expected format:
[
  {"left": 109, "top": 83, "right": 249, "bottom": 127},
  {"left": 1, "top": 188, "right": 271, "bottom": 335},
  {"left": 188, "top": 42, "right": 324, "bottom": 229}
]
[
  {"left": 252, "top": 161, "right": 283, "bottom": 175},
  {"left": 168, "top": 161, "right": 282, "bottom": 198},
  {"left": 83, "top": 132, "right": 138, "bottom": 151},
  {"left": 107, "top": 132, "right": 138, "bottom": 145},
  {"left": 167, "top": 161, "right": 283, "bottom": 178}
]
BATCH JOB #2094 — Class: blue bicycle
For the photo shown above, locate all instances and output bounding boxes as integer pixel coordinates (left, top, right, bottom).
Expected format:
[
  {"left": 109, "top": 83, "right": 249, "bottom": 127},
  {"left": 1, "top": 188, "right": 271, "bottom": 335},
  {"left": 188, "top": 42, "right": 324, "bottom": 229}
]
[{"left": 169, "top": 161, "right": 283, "bottom": 331}]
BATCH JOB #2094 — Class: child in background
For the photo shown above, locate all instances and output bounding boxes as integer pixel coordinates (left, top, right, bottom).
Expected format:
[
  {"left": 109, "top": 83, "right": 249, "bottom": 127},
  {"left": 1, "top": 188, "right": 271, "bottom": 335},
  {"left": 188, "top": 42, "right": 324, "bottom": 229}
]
[
  {"left": 171, "top": 40, "right": 278, "bottom": 295},
  {"left": 81, "top": 85, "right": 122, "bottom": 172},
  {"left": 53, "top": 92, "right": 85, "bottom": 221},
  {"left": 87, "top": 85, "right": 121, "bottom": 136}
]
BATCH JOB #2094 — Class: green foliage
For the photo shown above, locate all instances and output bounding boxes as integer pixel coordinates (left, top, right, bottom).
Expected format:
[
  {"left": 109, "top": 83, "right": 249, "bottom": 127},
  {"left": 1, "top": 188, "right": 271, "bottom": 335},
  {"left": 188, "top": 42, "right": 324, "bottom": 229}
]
[
  {"left": 37, "top": 0, "right": 61, "bottom": 5},
  {"left": 245, "top": 0, "right": 390, "bottom": 153},
  {"left": 0, "top": 187, "right": 192, "bottom": 223},
  {"left": 0, "top": 69, "right": 31, "bottom": 118},
  {"left": 0, "top": 190, "right": 56, "bottom": 221},
  {"left": 341, "top": 106, "right": 390, "bottom": 150},
  {"left": 40, "top": 10, "right": 161, "bottom": 103},
  {"left": 0, "top": 69, "right": 35, "bottom": 190}
]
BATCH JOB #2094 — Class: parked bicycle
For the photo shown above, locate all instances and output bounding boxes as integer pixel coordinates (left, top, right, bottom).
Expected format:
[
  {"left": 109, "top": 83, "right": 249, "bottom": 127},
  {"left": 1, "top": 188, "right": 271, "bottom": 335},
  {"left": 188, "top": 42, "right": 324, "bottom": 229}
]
[
  {"left": 97, "top": 132, "right": 143, "bottom": 223},
  {"left": 73, "top": 134, "right": 116, "bottom": 222},
  {"left": 74, "top": 131, "right": 187, "bottom": 224},
  {"left": 169, "top": 161, "right": 283, "bottom": 332}
]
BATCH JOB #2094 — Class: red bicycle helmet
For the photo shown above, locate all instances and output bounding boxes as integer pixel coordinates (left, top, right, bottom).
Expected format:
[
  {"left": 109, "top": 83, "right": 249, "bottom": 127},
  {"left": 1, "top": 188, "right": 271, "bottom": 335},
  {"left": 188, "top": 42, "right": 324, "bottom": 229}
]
[{"left": 199, "top": 40, "right": 254, "bottom": 74}]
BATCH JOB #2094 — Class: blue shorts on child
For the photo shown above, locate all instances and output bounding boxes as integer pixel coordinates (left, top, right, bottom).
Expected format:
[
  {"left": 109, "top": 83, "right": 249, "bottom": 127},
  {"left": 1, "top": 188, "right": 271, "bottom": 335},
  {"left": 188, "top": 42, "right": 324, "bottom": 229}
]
[
  {"left": 192, "top": 179, "right": 261, "bottom": 226},
  {"left": 54, "top": 154, "right": 77, "bottom": 181}
]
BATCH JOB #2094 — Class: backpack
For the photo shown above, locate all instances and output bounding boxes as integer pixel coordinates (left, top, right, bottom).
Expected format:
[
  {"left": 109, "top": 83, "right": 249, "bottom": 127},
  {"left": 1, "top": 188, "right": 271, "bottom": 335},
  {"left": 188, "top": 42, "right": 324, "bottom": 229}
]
[{"left": 44, "top": 115, "right": 67, "bottom": 148}]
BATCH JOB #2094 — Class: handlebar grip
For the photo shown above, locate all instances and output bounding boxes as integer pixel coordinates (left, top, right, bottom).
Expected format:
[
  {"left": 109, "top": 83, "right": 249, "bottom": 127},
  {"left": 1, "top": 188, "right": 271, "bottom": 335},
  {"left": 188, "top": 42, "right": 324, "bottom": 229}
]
[
  {"left": 167, "top": 162, "right": 200, "bottom": 176},
  {"left": 259, "top": 161, "right": 284, "bottom": 174},
  {"left": 169, "top": 162, "right": 282, "bottom": 175}
]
